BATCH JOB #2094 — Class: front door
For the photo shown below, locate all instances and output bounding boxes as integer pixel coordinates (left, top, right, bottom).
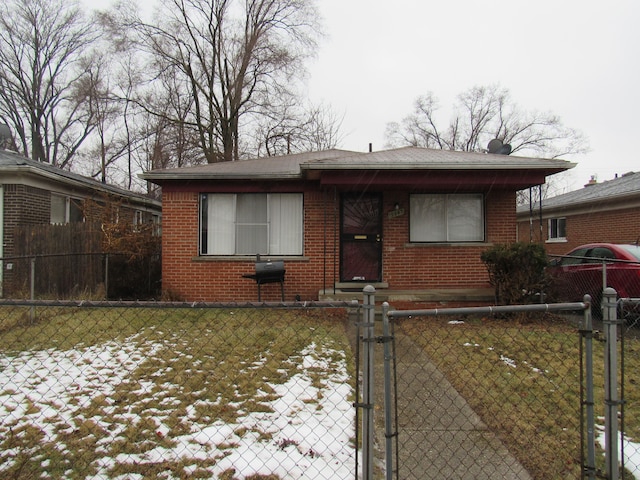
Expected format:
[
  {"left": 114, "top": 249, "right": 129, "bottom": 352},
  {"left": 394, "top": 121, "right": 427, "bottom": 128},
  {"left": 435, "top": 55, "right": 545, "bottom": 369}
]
[{"left": 340, "top": 193, "right": 382, "bottom": 282}]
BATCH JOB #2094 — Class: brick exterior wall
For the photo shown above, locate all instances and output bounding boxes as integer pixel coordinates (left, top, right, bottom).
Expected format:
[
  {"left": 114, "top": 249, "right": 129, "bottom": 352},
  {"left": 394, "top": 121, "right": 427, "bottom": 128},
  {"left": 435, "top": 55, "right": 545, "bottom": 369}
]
[
  {"left": 517, "top": 204, "right": 640, "bottom": 256},
  {"left": 161, "top": 186, "right": 518, "bottom": 302},
  {"left": 3, "top": 184, "right": 50, "bottom": 257},
  {"left": 382, "top": 190, "right": 515, "bottom": 289}
]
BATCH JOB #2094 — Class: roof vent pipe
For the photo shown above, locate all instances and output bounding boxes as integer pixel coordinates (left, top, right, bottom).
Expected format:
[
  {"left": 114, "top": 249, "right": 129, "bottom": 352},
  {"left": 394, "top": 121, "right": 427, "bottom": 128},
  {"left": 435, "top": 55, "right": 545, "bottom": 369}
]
[{"left": 584, "top": 175, "right": 598, "bottom": 187}]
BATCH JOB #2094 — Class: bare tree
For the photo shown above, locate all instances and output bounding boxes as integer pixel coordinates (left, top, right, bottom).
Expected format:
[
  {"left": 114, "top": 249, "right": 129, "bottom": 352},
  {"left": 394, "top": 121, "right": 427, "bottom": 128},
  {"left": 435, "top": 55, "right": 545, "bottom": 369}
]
[
  {"left": 0, "top": 0, "right": 100, "bottom": 167},
  {"left": 79, "top": 25, "right": 149, "bottom": 190},
  {"left": 139, "top": 67, "right": 203, "bottom": 169},
  {"left": 385, "top": 84, "right": 589, "bottom": 159},
  {"left": 79, "top": 55, "right": 129, "bottom": 184},
  {"left": 250, "top": 101, "right": 344, "bottom": 157},
  {"left": 112, "top": 0, "right": 321, "bottom": 164}
]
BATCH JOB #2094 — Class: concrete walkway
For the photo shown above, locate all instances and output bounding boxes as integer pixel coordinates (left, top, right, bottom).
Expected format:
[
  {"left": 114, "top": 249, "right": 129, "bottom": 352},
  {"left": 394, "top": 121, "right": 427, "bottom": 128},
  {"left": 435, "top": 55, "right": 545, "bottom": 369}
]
[{"left": 350, "top": 319, "right": 533, "bottom": 479}]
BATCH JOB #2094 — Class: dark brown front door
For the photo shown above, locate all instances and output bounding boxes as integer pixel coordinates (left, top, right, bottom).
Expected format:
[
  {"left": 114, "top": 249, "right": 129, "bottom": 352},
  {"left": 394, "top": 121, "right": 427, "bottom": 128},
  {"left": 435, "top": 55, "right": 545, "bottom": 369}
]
[{"left": 340, "top": 193, "right": 382, "bottom": 282}]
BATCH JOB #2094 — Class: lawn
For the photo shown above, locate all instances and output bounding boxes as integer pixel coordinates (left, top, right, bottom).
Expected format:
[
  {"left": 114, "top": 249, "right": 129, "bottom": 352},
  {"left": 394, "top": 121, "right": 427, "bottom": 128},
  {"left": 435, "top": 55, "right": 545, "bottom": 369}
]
[
  {"left": 399, "top": 314, "right": 640, "bottom": 479},
  {"left": 0, "top": 306, "right": 356, "bottom": 479},
  {"left": 2, "top": 304, "right": 639, "bottom": 480}
]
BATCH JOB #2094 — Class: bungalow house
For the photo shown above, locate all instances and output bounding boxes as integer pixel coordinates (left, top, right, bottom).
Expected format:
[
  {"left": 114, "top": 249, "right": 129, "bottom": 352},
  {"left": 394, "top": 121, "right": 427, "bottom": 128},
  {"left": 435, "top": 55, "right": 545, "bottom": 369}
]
[
  {"left": 516, "top": 171, "right": 640, "bottom": 256},
  {"left": 0, "top": 148, "right": 162, "bottom": 296},
  {"left": 142, "top": 146, "right": 573, "bottom": 306}
]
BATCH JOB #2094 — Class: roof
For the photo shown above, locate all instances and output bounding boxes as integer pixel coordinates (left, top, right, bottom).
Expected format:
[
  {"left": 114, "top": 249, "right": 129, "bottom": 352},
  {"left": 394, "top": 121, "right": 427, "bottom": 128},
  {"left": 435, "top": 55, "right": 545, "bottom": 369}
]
[
  {"left": 0, "top": 148, "right": 160, "bottom": 208},
  {"left": 141, "top": 146, "right": 574, "bottom": 183},
  {"left": 517, "top": 171, "right": 640, "bottom": 215},
  {"left": 140, "top": 149, "right": 360, "bottom": 180}
]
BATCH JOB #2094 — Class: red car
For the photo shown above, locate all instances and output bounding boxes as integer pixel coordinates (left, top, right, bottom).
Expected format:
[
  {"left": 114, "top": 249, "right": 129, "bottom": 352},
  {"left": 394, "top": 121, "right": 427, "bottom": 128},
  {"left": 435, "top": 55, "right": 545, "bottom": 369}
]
[{"left": 548, "top": 243, "right": 640, "bottom": 318}]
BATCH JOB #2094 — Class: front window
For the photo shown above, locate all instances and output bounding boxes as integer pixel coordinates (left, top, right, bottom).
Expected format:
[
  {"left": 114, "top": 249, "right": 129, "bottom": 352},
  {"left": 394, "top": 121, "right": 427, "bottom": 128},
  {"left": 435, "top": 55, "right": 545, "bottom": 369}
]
[
  {"left": 548, "top": 217, "right": 566, "bottom": 241},
  {"left": 200, "top": 193, "right": 303, "bottom": 255},
  {"left": 410, "top": 194, "right": 484, "bottom": 242}
]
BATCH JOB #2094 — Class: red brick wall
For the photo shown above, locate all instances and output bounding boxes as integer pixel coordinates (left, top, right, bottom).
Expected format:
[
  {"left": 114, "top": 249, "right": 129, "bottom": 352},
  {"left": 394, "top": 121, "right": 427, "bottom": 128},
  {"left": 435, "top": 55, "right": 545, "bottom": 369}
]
[
  {"left": 382, "top": 190, "right": 515, "bottom": 289},
  {"left": 161, "top": 186, "right": 516, "bottom": 302},
  {"left": 160, "top": 188, "right": 340, "bottom": 301},
  {"left": 517, "top": 205, "right": 640, "bottom": 256}
]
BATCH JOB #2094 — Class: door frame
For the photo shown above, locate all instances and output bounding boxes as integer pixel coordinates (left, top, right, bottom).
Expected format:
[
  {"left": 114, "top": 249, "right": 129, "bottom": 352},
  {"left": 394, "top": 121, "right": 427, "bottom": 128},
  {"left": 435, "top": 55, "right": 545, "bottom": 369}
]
[{"left": 339, "top": 192, "right": 383, "bottom": 283}]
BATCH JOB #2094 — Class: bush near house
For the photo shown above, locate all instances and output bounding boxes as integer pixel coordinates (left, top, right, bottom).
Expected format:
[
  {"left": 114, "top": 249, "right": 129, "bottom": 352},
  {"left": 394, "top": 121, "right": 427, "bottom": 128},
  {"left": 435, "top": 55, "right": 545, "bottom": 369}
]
[
  {"left": 101, "top": 222, "right": 162, "bottom": 300},
  {"left": 481, "top": 242, "right": 549, "bottom": 305}
]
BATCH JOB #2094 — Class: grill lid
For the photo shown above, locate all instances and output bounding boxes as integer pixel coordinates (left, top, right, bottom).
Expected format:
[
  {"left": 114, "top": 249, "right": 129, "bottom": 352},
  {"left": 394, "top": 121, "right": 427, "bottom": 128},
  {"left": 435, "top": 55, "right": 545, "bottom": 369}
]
[{"left": 255, "top": 261, "right": 285, "bottom": 275}]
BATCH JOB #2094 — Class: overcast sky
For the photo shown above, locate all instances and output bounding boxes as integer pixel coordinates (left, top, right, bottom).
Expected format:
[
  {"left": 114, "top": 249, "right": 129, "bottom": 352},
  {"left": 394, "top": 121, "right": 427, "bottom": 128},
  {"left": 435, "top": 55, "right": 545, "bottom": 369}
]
[
  {"left": 89, "top": 0, "right": 639, "bottom": 192},
  {"left": 305, "top": 0, "right": 640, "bottom": 191}
]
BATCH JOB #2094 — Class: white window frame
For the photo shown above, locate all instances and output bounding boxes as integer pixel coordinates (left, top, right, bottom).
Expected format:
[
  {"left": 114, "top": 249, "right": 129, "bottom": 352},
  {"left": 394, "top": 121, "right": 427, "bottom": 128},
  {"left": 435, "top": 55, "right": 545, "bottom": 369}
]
[
  {"left": 200, "top": 193, "right": 303, "bottom": 256},
  {"left": 152, "top": 214, "right": 162, "bottom": 236},
  {"left": 547, "top": 217, "right": 567, "bottom": 242},
  {"left": 409, "top": 193, "right": 485, "bottom": 243},
  {"left": 50, "top": 194, "right": 83, "bottom": 224}
]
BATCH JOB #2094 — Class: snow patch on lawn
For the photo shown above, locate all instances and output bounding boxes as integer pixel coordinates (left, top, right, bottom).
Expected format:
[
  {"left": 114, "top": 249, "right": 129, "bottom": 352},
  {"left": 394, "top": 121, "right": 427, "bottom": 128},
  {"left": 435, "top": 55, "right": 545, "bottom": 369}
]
[{"left": 0, "top": 338, "right": 355, "bottom": 479}]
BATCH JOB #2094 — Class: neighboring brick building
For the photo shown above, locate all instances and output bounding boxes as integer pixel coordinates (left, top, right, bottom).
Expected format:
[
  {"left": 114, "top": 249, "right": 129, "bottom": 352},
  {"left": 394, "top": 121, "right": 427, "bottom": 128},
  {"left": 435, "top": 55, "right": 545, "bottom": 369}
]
[
  {"left": 143, "top": 147, "right": 573, "bottom": 305},
  {"left": 516, "top": 171, "right": 640, "bottom": 256},
  {"left": 0, "top": 149, "right": 162, "bottom": 296}
]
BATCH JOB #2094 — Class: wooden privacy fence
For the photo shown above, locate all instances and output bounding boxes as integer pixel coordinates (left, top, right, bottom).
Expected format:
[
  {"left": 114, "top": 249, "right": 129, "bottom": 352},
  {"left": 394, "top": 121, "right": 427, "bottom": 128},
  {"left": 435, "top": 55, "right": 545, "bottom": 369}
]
[
  {"left": 14, "top": 223, "right": 103, "bottom": 255},
  {"left": 5, "top": 224, "right": 102, "bottom": 298},
  {"left": 2, "top": 223, "right": 160, "bottom": 299}
]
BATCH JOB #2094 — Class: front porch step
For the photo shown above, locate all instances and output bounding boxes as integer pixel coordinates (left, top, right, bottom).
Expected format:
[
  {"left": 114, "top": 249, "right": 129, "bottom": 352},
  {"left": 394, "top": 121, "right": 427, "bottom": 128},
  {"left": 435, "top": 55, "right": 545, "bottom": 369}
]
[{"left": 318, "top": 287, "right": 495, "bottom": 307}]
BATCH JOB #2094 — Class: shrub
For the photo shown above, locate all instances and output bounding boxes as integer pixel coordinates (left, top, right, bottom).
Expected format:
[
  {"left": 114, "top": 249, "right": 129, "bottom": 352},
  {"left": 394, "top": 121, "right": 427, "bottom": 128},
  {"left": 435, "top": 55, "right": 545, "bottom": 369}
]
[
  {"left": 101, "top": 222, "right": 161, "bottom": 300},
  {"left": 481, "top": 242, "right": 549, "bottom": 305}
]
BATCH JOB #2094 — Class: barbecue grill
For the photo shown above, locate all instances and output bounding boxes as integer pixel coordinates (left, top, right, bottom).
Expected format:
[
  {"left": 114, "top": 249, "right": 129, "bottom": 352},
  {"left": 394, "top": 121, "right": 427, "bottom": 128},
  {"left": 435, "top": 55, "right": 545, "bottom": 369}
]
[{"left": 242, "top": 259, "right": 286, "bottom": 301}]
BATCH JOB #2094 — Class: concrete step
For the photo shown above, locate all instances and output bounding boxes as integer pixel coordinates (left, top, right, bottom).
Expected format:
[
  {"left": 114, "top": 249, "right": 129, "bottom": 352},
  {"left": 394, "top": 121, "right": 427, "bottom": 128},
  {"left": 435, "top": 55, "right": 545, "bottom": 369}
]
[{"left": 319, "top": 287, "right": 494, "bottom": 305}]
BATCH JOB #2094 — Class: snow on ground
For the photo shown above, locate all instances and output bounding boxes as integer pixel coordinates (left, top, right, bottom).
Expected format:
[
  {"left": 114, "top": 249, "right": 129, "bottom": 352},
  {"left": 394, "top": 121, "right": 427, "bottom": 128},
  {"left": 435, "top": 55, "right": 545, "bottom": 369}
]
[
  {"left": 597, "top": 425, "right": 640, "bottom": 480},
  {"left": 0, "top": 336, "right": 355, "bottom": 479}
]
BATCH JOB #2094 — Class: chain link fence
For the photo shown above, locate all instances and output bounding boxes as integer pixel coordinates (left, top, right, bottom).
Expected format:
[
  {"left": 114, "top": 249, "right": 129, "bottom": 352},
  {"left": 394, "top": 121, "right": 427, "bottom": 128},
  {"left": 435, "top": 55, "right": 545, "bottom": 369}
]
[
  {"left": 375, "top": 295, "right": 640, "bottom": 480},
  {"left": 0, "top": 300, "right": 357, "bottom": 479},
  {"left": 542, "top": 250, "right": 640, "bottom": 478},
  {"left": 0, "top": 253, "right": 161, "bottom": 300},
  {"left": 547, "top": 252, "right": 640, "bottom": 323},
  {"left": 1, "top": 295, "right": 638, "bottom": 479}
]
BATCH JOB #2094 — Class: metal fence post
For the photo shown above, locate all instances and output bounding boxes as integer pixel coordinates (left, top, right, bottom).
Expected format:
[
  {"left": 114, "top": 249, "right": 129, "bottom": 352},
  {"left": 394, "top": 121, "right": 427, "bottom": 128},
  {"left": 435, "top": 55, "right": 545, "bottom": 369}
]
[
  {"left": 382, "top": 302, "right": 397, "bottom": 480},
  {"left": 362, "top": 285, "right": 375, "bottom": 480},
  {"left": 582, "top": 294, "right": 596, "bottom": 479},
  {"left": 30, "top": 256, "right": 36, "bottom": 322},
  {"left": 602, "top": 287, "right": 619, "bottom": 480},
  {"left": 104, "top": 253, "right": 109, "bottom": 300}
]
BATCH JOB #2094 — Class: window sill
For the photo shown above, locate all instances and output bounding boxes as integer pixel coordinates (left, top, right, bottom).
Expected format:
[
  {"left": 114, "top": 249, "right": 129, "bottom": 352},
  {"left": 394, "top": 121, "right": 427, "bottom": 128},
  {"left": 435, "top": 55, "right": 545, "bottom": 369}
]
[
  {"left": 545, "top": 238, "right": 568, "bottom": 244},
  {"left": 192, "top": 255, "right": 310, "bottom": 262},
  {"left": 404, "top": 242, "right": 493, "bottom": 248}
]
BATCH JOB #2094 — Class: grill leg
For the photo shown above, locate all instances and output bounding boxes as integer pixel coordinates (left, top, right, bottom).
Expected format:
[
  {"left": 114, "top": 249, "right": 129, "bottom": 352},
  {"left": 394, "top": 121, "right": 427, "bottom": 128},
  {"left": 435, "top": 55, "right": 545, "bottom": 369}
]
[{"left": 255, "top": 278, "right": 284, "bottom": 302}]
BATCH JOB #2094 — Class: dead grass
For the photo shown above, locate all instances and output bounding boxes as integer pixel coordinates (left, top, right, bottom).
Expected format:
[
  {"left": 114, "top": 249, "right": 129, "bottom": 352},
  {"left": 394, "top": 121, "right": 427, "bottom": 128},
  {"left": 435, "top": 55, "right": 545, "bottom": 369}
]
[
  {"left": 400, "top": 314, "right": 640, "bottom": 479},
  {"left": 3, "top": 304, "right": 636, "bottom": 479},
  {"left": 0, "top": 306, "right": 353, "bottom": 479}
]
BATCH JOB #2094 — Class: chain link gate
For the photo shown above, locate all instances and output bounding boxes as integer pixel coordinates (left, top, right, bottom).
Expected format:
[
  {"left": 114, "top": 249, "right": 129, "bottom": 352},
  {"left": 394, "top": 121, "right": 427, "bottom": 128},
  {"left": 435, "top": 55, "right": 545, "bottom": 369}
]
[
  {"left": 353, "top": 286, "right": 613, "bottom": 480},
  {"left": 1, "top": 291, "right": 638, "bottom": 479},
  {"left": 352, "top": 287, "right": 400, "bottom": 480}
]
